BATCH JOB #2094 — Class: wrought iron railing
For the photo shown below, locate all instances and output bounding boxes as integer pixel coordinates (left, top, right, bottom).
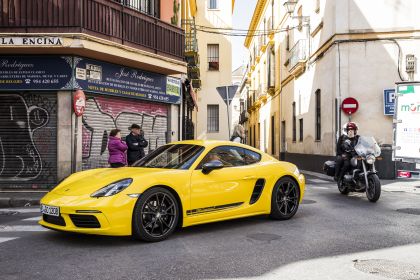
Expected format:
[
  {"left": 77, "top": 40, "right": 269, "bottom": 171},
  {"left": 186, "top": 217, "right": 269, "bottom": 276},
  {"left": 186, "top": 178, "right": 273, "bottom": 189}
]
[
  {"left": 0, "top": 0, "right": 185, "bottom": 60},
  {"left": 288, "top": 39, "right": 307, "bottom": 70}
]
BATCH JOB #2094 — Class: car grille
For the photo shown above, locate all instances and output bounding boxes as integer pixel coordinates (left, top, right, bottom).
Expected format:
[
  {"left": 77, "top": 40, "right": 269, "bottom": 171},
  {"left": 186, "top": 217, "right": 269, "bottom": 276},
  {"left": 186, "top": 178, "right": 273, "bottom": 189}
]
[
  {"left": 43, "top": 214, "right": 66, "bottom": 226},
  {"left": 69, "top": 214, "right": 101, "bottom": 228}
]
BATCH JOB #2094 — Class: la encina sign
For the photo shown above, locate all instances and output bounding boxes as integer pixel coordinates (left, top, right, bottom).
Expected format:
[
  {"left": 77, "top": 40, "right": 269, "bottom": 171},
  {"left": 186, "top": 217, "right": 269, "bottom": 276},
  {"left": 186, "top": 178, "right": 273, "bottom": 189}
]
[
  {"left": 0, "top": 37, "right": 63, "bottom": 46},
  {"left": 0, "top": 55, "right": 181, "bottom": 104}
]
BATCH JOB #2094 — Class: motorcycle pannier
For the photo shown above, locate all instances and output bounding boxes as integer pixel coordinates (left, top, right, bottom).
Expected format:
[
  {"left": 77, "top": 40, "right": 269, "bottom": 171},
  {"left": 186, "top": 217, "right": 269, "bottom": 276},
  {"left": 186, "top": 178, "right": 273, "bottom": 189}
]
[{"left": 323, "top": 160, "right": 336, "bottom": 176}]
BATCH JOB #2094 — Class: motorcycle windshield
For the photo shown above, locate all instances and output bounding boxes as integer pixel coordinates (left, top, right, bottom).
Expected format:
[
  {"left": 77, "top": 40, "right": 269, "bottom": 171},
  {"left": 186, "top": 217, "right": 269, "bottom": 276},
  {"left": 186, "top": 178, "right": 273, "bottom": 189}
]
[{"left": 354, "top": 136, "right": 381, "bottom": 157}]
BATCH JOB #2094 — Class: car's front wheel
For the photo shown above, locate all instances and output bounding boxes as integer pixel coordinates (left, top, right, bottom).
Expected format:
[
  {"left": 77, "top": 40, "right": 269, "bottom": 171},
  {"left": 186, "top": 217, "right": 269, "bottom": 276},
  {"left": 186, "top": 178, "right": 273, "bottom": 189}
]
[
  {"left": 132, "top": 187, "right": 179, "bottom": 242},
  {"left": 269, "top": 177, "right": 300, "bottom": 220}
]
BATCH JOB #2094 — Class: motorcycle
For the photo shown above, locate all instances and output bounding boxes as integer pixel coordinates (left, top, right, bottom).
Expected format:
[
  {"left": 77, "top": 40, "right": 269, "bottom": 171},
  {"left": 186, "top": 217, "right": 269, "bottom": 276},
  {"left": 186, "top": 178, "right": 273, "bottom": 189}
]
[{"left": 323, "top": 136, "right": 382, "bottom": 202}]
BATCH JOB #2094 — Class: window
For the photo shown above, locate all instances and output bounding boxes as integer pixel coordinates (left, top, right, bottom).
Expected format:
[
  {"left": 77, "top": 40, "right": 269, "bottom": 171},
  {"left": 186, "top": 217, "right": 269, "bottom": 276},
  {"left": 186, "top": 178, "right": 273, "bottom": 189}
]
[
  {"left": 207, "top": 105, "right": 219, "bottom": 132},
  {"left": 315, "top": 89, "right": 321, "bottom": 141},
  {"left": 208, "top": 0, "right": 218, "bottom": 9},
  {"left": 198, "top": 146, "right": 246, "bottom": 168},
  {"left": 207, "top": 44, "right": 219, "bottom": 71},
  {"left": 286, "top": 26, "right": 290, "bottom": 51},
  {"left": 271, "top": 115, "right": 275, "bottom": 155},
  {"left": 253, "top": 124, "right": 256, "bottom": 147},
  {"left": 243, "top": 148, "right": 261, "bottom": 164},
  {"left": 292, "top": 102, "right": 296, "bottom": 142},
  {"left": 121, "top": 0, "right": 159, "bottom": 18},
  {"left": 299, "top": 118, "right": 303, "bottom": 142}
]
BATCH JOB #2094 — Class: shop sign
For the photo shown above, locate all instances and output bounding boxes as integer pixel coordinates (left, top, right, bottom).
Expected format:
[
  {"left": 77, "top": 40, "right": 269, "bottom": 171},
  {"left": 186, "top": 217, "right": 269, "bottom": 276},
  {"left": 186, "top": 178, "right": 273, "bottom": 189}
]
[
  {"left": 0, "top": 37, "right": 63, "bottom": 46},
  {"left": 74, "top": 57, "right": 181, "bottom": 104},
  {"left": 0, "top": 56, "right": 73, "bottom": 90}
]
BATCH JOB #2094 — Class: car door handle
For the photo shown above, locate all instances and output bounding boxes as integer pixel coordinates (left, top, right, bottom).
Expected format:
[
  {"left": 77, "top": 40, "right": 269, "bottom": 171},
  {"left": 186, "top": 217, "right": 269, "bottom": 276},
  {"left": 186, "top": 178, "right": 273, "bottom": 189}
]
[{"left": 244, "top": 175, "right": 256, "bottom": 180}]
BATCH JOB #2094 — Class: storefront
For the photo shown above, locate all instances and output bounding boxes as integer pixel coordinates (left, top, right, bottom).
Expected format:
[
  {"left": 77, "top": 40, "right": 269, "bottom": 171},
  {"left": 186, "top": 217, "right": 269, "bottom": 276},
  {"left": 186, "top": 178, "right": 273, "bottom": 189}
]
[{"left": 0, "top": 55, "right": 181, "bottom": 189}]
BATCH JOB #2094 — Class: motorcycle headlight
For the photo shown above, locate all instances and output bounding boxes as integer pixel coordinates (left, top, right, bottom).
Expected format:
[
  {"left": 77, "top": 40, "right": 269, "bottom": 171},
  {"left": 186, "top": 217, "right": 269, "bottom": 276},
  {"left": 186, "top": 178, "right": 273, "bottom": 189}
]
[
  {"left": 366, "top": 155, "right": 376, "bottom": 165},
  {"left": 91, "top": 178, "right": 133, "bottom": 197}
]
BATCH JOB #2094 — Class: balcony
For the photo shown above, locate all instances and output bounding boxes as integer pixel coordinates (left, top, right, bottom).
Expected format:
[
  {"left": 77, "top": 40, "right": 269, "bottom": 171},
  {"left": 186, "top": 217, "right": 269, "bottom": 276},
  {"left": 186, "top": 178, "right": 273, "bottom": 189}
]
[
  {"left": 257, "top": 85, "right": 268, "bottom": 102},
  {"left": 239, "top": 110, "right": 249, "bottom": 124},
  {"left": 288, "top": 39, "right": 308, "bottom": 77},
  {"left": 0, "top": 0, "right": 185, "bottom": 61}
]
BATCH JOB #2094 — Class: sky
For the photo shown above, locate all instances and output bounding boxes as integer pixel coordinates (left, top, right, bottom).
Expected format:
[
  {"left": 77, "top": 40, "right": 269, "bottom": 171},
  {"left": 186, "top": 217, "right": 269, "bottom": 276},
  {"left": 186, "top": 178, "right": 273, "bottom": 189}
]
[{"left": 232, "top": 0, "right": 258, "bottom": 71}]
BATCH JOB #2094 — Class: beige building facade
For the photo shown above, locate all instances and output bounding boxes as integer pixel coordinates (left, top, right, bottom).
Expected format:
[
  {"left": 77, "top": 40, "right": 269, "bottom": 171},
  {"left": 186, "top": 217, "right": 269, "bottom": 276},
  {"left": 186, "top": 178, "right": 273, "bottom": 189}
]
[
  {"left": 243, "top": 0, "right": 420, "bottom": 178},
  {"left": 194, "top": 0, "right": 234, "bottom": 140}
]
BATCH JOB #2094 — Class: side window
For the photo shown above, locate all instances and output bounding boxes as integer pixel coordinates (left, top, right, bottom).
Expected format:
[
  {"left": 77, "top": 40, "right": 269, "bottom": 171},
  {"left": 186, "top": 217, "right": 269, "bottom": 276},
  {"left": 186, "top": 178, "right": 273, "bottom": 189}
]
[
  {"left": 243, "top": 148, "right": 261, "bottom": 165},
  {"left": 197, "top": 146, "right": 247, "bottom": 169}
]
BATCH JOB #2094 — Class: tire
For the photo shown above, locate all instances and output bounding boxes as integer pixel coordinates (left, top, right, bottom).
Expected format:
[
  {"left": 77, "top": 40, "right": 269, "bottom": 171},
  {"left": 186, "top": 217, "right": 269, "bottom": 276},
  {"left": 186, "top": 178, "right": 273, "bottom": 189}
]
[
  {"left": 337, "top": 179, "right": 349, "bottom": 195},
  {"left": 366, "top": 174, "right": 381, "bottom": 202},
  {"left": 269, "top": 177, "right": 300, "bottom": 220},
  {"left": 132, "top": 187, "right": 179, "bottom": 242}
]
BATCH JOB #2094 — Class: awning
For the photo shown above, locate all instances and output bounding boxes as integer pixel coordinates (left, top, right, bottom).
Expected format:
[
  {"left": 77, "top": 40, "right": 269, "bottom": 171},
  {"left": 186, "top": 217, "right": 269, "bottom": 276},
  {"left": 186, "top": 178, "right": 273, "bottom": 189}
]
[{"left": 189, "top": 84, "right": 198, "bottom": 111}]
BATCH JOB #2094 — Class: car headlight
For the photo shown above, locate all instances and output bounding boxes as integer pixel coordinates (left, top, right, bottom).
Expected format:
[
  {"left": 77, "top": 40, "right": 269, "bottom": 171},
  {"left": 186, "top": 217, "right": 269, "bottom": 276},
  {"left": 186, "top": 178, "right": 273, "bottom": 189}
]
[
  {"left": 366, "top": 155, "right": 376, "bottom": 165},
  {"left": 91, "top": 178, "right": 133, "bottom": 197}
]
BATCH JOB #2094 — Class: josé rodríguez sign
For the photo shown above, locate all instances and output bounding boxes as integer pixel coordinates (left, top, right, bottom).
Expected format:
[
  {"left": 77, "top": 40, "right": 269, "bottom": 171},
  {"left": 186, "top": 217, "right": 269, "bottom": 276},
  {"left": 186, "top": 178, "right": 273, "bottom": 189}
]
[
  {"left": 341, "top": 97, "right": 359, "bottom": 115},
  {"left": 74, "top": 57, "right": 181, "bottom": 104}
]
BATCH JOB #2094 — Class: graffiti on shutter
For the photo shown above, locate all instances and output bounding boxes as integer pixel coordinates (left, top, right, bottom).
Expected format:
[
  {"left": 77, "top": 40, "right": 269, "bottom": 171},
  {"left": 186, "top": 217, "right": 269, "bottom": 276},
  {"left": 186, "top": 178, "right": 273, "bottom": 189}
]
[
  {"left": 0, "top": 93, "right": 57, "bottom": 188},
  {"left": 82, "top": 95, "right": 168, "bottom": 170}
]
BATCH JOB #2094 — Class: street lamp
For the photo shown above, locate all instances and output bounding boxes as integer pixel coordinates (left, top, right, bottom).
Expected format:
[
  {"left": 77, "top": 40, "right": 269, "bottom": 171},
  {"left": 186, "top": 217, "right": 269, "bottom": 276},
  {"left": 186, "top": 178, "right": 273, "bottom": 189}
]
[{"left": 283, "top": 1, "right": 298, "bottom": 15}]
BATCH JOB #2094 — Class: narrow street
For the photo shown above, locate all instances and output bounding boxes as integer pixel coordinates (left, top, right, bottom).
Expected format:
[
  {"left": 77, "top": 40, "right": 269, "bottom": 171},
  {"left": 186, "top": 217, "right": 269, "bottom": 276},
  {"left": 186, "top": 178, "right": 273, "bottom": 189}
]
[{"left": 1, "top": 175, "right": 419, "bottom": 280}]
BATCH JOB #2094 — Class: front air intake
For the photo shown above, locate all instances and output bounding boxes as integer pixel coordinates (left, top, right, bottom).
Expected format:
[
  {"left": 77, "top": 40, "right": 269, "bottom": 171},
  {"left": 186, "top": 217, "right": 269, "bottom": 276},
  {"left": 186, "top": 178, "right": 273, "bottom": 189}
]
[{"left": 69, "top": 214, "right": 101, "bottom": 228}]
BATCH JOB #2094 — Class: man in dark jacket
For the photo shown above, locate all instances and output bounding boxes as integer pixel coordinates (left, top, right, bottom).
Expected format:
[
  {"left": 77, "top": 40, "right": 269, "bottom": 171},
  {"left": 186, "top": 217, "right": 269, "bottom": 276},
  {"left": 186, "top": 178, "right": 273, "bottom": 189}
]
[
  {"left": 126, "top": 123, "right": 148, "bottom": 166},
  {"left": 334, "top": 122, "right": 359, "bottom": 181}
]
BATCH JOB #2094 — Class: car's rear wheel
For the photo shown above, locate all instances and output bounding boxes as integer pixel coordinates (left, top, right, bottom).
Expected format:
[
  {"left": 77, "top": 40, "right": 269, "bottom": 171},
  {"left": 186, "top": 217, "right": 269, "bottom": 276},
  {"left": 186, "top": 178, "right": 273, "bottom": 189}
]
[
  {"left": 269, "top": 177, "right": 300, "bottom": 220},
  {"left": 132, "top": 187, "right": 179, "bottom": 242}
]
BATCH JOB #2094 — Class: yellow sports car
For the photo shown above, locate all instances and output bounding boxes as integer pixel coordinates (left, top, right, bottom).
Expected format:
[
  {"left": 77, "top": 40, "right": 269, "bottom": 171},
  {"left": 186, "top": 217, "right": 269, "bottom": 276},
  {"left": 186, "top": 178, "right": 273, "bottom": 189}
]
[{"left": 40, "top": 140, "right": 305, "bottom": 242}]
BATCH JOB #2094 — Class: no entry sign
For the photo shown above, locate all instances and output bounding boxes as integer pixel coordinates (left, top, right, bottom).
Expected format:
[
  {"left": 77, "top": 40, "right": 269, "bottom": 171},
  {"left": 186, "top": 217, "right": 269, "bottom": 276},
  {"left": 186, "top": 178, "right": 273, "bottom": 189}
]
[{"left": 341, "top": 97, "right": 359, "bottom": 115}]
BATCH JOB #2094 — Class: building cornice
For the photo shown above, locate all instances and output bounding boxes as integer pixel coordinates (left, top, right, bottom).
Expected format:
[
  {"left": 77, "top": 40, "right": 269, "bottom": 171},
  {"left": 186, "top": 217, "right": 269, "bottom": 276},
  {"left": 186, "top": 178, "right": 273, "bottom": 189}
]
[{"left": 244, "top": 0, "right": 268, "bottom": 48}]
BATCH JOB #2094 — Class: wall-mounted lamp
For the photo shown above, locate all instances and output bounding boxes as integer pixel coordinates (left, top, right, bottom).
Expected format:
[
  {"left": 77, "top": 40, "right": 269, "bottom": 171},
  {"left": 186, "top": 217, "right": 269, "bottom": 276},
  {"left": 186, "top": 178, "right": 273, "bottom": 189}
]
[{"left": 283, "top": 0, "right": 298, "bottom": 15}]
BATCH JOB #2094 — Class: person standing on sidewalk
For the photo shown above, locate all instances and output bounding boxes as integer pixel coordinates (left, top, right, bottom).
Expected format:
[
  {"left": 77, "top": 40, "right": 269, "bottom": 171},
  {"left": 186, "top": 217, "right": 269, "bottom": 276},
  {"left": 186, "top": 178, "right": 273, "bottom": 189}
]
[
  {"left": 126, "top": 123, "right": 148, "bottom": 166},
  {"left": 108, "top": 129, "right": 128, "bottom": 168}
]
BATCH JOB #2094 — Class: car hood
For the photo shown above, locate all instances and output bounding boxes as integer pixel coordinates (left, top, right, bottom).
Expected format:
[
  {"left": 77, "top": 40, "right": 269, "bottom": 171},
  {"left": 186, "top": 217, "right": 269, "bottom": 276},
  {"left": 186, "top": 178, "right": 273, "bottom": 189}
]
[{"left": 52, "top": 167, "right": 164, "bottom": 196}]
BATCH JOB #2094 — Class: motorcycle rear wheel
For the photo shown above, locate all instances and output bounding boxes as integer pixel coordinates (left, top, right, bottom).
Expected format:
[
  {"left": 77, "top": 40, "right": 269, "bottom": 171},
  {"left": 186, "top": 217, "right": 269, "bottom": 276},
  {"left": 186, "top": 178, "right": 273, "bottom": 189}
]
[
  {"left": 337, "top": 179, "right": 349, "bottom": 195},
  {"left": 366, "top": 174, "right": 381, "bottom": 202}
]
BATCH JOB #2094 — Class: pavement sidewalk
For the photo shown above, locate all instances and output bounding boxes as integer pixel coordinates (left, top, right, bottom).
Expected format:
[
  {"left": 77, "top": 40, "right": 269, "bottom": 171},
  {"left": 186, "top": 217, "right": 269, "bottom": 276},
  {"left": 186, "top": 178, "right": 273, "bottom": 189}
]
[{"left": 0, "top": 171, "right": 419, "bottom": 208}]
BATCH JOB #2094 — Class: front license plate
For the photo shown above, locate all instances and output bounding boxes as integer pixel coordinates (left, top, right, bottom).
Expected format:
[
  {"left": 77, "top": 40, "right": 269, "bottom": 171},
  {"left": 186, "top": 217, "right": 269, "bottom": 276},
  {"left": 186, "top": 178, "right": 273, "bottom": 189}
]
[{"left": 40, "top": 204, "right": 60, "bottom": 217}]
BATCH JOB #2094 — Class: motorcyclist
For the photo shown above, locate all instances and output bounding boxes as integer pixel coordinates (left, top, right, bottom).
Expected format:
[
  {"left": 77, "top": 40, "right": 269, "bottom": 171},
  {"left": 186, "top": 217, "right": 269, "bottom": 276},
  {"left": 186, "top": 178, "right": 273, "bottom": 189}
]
[{"left": 334, "top": 122, "right": 360, "bottom": 182}]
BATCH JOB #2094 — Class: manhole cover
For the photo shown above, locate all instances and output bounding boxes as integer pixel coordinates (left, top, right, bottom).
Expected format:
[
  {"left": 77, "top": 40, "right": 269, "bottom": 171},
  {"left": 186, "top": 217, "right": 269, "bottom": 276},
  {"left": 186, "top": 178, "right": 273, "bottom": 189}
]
[
  {"left": 354, "top": 259, "right": 420, "bottom": 280},
  {"left": 0, "top": 211, "right": 19, "bottom": 216},
  {"left": 397, "top": 208, "right": 420, "bottom": 215},
  {"left": 301, "top": 199, "right": 316, "bottom": 204},
  {"left": 246, "top": 233, "right": 281, "bottom": 242}
]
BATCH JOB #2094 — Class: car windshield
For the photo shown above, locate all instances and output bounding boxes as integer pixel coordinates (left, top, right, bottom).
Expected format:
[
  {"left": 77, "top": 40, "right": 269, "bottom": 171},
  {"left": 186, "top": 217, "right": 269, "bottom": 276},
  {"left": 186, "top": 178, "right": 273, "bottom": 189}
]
[{"left": 133, "top": 144, "right": 204, "bottom": 169}]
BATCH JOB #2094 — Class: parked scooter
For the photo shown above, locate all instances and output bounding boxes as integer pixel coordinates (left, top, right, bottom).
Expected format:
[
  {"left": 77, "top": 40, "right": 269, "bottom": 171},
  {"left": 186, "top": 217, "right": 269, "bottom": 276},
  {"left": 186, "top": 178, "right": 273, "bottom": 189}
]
[{"left": 323, "top": 136, "right": 382, "bottom": 202}]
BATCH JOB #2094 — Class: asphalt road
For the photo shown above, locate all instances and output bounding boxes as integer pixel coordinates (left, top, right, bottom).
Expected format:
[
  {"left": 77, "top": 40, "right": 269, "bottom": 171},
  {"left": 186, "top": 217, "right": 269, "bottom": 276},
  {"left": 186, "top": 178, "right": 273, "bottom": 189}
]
[{"left": 1, "top": 175, "right": 420, "bottom": 280}]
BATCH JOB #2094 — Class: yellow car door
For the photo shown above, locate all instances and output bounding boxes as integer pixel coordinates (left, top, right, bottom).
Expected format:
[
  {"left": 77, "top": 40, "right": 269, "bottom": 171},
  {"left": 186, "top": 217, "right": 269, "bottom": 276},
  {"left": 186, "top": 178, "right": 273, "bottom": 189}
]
[{"left": 187, "top": 146, "right": 258, "bottom": 222}]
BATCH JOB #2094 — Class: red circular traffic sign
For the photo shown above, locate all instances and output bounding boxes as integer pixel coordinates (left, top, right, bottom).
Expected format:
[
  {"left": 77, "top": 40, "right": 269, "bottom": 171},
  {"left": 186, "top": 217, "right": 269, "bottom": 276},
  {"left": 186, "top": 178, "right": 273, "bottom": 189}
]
[
  {"left": 341, "top": 97, "right": 359, "bottom": 115},
  {"left": 73, "top": 89, "right": 86, "bottom": 117}
]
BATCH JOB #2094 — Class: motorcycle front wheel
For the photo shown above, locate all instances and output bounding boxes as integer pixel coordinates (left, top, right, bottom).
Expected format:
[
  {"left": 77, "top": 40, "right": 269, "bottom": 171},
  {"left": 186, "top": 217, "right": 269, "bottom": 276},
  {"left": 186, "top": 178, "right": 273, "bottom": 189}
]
[{"left": 366, "top": 174, "right": 381, "bottom": 202}]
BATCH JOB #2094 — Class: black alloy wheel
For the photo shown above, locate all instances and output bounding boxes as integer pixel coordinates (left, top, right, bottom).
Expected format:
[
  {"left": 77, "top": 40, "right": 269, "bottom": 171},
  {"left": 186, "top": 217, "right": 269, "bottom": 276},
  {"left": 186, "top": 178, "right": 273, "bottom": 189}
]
[
  {"left": 132, "top": 187, "right": 179, "bottom": 242},
  {"left": 270, "top": 177, "right": 300, "bottom": 220},
  {"left": 338, "top": 179, "right": 349, "bottom": 195}
]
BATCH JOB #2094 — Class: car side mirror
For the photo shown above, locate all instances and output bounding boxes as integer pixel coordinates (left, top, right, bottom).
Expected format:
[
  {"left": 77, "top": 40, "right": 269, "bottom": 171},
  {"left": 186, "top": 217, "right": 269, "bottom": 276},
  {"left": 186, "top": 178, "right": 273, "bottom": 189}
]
[{"left": 202, "top": 160, "right": 224, "bottom": 174}]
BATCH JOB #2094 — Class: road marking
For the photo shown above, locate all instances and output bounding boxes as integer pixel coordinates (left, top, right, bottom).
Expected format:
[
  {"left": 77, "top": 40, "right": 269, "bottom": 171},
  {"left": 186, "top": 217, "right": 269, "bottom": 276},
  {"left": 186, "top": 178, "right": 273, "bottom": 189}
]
[
  {"left": 308, "top": 179, "right": 330, "bottom": 184},
  {"left": 22, "top": 216, "right": 41, "bottom": 222},
  {"left": 0, "top": 225, "right": 48, "bottom": 232},
  {"left": 0, "top": 237, "right": 18, "bottom": 244}
]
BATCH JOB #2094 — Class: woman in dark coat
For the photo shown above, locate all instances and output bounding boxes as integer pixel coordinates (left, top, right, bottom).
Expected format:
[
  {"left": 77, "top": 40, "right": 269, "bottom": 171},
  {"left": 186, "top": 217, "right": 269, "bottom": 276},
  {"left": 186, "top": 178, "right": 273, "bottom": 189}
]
[{"left": 108, "top": 129, "right": 128, "bottom": 168}]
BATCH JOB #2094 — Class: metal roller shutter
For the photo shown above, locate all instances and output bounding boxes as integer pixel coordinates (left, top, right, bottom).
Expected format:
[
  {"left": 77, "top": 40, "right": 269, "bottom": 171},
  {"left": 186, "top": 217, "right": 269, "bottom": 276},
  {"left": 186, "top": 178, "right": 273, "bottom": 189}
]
[
  {"left": 82, "top": 95, "right": 169, "bottom": 170},
  {"left": 0, "top": 92, "right": 57, "bottom": 189}
]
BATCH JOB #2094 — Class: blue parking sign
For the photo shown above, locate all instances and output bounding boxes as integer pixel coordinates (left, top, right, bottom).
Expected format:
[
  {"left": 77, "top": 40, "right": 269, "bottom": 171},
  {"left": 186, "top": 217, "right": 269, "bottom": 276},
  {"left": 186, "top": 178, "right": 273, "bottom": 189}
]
[{"left": 383, "top": 89, "right": 395, "bottom": 115}]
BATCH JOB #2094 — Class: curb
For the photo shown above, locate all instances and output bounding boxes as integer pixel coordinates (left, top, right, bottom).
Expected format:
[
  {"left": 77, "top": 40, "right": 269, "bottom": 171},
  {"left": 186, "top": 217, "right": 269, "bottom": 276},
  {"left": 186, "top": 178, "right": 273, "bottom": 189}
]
[{"left": 301, "top": 170, "right": 334, "bottom": 181}]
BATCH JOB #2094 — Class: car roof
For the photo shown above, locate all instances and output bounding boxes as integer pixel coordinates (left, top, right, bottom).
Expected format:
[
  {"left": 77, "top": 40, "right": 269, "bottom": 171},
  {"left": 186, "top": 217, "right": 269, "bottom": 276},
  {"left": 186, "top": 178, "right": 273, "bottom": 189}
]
[{"left": 168, "top": 140, "right": 264, "bottom": 154}]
